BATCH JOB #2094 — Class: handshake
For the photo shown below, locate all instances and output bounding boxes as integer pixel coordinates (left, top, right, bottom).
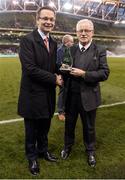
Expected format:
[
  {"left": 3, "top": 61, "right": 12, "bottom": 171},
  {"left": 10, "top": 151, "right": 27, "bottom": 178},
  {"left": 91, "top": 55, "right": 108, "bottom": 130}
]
[
  {"left": 60, "top": 63, "right": 72, "bottom": 72},
  {"left": 55, "top": 74, "right": 63, "bottom": 87}
]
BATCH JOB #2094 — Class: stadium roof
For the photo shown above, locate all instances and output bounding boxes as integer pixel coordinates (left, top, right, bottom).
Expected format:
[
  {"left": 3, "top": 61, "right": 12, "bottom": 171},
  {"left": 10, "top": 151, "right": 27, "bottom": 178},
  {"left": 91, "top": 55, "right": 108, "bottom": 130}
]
[{"left": 0, "top": 0, "right": 125, "bottom": 24}]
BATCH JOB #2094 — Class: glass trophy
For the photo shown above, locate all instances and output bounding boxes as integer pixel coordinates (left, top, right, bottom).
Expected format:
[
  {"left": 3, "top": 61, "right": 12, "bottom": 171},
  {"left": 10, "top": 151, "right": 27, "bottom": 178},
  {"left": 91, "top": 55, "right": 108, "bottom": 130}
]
[{"left": 60, "top": 47, "right": 73, "bottom": 72}]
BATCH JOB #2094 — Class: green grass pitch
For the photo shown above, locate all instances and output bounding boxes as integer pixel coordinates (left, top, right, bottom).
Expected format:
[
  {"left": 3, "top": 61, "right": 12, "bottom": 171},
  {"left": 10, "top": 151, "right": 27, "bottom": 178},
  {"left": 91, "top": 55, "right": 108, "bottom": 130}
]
[{"left": 0, "top": 57, "right": 125, "bottom": 178}]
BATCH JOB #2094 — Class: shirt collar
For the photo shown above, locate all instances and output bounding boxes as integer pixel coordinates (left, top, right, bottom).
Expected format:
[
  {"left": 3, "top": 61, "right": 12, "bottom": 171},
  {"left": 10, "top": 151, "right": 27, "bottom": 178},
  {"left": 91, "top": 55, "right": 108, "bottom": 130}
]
[
  {"left": 38, "top": 29, "right": 49, "bottom": 40},
  {"left": 79, "top": 39, "right": 92, "bottom": 51}
]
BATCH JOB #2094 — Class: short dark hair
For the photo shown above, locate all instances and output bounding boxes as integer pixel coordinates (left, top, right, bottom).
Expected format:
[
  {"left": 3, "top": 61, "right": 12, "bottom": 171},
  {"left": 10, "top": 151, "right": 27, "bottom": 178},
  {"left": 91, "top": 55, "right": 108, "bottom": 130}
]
[{"left": 36, "top": 6, "right": 56, "bottom": 20}]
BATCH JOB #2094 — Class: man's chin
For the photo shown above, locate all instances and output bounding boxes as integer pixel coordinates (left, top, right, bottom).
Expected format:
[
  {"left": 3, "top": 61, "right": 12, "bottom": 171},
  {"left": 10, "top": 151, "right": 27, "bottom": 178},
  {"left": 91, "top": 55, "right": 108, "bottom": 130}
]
[
  {"left": 43, "top": 30, "right": 51, "bottom": 34},
  {"left": 80, "top": 41, "right": 88, "bottom": 45},
  {"left": 44, "top": 28, "right": 53, "bottom": 33}
]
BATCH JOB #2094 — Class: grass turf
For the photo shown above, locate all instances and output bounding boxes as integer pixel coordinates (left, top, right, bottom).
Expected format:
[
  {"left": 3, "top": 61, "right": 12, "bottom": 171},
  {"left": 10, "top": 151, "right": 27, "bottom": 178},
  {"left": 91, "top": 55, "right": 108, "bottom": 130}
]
[
  {"left": 0, "top": 56, "right": 125, "bottom": 178},
  {"left": 0, "top": 105, "right": 125, "bottom": 178},
  {"left": 0, "top": 57, "right": 125, "bottom": 120}
]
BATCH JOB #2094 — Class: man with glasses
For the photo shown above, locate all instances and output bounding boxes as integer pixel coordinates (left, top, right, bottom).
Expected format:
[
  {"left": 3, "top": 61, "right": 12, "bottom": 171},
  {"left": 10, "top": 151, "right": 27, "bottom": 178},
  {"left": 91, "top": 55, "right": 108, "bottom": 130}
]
[
  {"left": 18, "top": 6, "right": 63, "bottom": 175},
  {"left": 61, "top": 19, "right": 110, "bottom": 167}
]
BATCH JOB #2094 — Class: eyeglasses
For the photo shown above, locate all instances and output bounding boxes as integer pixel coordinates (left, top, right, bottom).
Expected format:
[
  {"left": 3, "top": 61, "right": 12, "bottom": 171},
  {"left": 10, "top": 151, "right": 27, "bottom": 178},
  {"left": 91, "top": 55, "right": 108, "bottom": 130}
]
[
  {"left": 39, "top": 17, "right": 55, "bottom": 22},
  {"left": 77, "top": 29, "right": 93, "bottom": 33}
]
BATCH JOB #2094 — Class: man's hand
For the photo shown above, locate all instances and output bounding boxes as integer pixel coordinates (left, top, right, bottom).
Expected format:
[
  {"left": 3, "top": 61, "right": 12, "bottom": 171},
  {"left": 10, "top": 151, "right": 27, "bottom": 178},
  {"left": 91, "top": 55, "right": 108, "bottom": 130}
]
[
  {"left": 56, "top": 74, "right": 63, "bottom": 86},
  {"left": 70, "top": 68, "right": 86, "bottom": 77}
]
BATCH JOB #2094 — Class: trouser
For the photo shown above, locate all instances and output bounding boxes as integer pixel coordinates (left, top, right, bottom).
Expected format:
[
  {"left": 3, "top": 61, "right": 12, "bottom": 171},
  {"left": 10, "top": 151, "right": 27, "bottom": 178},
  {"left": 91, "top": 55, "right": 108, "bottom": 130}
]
[
  {"left": 57, "top": 85, "right": 65, "bottom": 113},
  {"left": 64, "top": 92, "right": 96, "bottom": 154},
  {"left": 24, "top": 118, "right": 51, "bottom": 160}
]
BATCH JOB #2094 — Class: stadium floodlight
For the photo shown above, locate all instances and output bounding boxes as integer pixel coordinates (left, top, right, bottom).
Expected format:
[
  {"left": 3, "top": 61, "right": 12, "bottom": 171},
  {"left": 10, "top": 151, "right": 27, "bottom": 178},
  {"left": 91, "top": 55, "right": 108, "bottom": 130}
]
[
  {"left": 114, "top": 20, "right": 119, "bottom": 24},
  {"left": 24, "top": 0, "right": 35, "bottom": 5},
  {"left": 48, "top": 1, "right": 57, "bottom": 9},
  {"left": 121, "top": 20, "right": 125, "bottom": 24},
  {"left": 13, "top": 0, "right": 19, "bottom": 5},
  {"left": 63, "top": 2, "right": 72, "bottom": 10},
  {"left": 74, "top": 5, "right": 81, "bottom": 10},
  {"left": 90, "top": 0, "right": 102, "bottom": 2}
]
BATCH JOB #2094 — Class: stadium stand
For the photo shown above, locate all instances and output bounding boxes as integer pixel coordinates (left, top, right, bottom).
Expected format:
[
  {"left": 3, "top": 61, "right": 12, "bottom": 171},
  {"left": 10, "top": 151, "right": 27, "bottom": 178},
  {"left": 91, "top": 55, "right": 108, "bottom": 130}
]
[
  {"left": 0, "top": 0, "right": 125, "bottom": 56},
  {"left": 0, "top": 12, "right": 125, "bottom": 36}
]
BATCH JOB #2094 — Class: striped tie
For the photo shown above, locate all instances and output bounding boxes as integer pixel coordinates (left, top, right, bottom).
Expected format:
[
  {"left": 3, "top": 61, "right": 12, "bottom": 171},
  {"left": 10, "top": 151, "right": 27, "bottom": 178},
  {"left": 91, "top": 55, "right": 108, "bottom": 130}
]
[
  {"left": 44, "top": 37, "right": 49, "bottom": 52},
  {"left": 81, "top": 47, "right": 85, "bottom": 52}
]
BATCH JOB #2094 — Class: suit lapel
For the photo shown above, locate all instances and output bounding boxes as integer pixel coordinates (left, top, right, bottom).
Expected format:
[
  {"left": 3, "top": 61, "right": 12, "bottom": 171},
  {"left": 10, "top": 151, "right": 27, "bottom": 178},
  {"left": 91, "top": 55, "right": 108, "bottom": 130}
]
[
  {"left": 33, "top": 29, "right": 45, "bottom": 47},
  {"left": 33, "top": 29, "right": 56, "bottom": 55},
  {"left": 49, "top": 36, "right": 56, "bottom": 55},
  {"left": 70, "top": 45, "right": 79, "bottom": 66},
  {"left": 33, "top": 29, "right": 51, "bottom": 54}
]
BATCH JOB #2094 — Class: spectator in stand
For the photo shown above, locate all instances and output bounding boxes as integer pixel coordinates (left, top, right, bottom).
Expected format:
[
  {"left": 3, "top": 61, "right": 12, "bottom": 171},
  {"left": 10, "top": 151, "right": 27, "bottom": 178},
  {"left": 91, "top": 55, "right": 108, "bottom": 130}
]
[{"left": 56, "top": 35, "right": 74, "bottom": 121}]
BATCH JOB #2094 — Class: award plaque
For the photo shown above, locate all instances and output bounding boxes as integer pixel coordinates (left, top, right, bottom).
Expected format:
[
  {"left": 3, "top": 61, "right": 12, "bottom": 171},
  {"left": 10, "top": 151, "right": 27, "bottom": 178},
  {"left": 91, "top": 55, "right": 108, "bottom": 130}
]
[{"left": 59, "top": 47, "right": 73, "bottom": 72}]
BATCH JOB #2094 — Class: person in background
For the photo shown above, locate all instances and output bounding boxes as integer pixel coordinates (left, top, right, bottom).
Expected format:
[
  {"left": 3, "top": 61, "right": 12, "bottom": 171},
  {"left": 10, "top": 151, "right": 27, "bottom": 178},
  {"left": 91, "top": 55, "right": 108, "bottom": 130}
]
[
  {"left": 61, "top": 19, "right": 110, "bottom": 167},
  {"left": 18, "top": 6, "right": 63, "bottom": 175},
  {"left": 56, "top": 34, "right": 74, "bottom": 121}
]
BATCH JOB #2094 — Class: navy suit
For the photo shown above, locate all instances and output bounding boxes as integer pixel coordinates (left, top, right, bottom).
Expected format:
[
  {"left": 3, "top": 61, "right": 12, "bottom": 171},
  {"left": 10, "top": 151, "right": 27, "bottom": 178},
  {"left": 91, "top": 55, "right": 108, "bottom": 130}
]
[
  {"left": 56, "top": 44, "right": 65, "bottom": 68},
  {"left": 56, "top": 44, "right": 66, "bottom": 113},
  {"left": 18, "top": 29, "right": 57, "bottom": 160}
]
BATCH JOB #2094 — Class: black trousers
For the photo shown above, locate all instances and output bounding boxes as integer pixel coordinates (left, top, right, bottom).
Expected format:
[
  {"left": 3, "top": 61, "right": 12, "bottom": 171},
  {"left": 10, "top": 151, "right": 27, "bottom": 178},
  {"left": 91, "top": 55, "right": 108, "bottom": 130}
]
[
  {"left": 65, "top": 92, "right": 96, "bottom": 154},
  {"left": 57, "top": 85, "right": 65, "bottom": 113},
  {"left": 24, "top": 118, "right": 51, "bottom": 161}
]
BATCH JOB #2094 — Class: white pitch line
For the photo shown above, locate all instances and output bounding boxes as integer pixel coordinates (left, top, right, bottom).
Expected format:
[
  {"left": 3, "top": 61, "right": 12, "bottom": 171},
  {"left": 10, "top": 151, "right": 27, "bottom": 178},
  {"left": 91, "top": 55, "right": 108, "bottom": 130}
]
[
  {"left": 0, "top": 101, "right": 125, "bottom": 125},
  {"left": 0, "top": 118, "right": 23, "bottom": 124},
  {"left": 0, "top": 113, "right": 59, "bottom": 124},
  {"left": 99, "top": 101, "right": 125, "bottom": 108}
]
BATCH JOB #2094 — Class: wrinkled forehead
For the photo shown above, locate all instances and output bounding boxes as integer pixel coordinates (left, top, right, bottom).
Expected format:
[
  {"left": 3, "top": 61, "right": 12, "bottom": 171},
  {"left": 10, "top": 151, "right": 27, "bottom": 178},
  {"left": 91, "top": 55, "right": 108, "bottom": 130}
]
[
  {"left": 40, "top": 9, "right": 55, "bottom": 17},
  {"left": 76, "top": 21, "right": 94, "bottom": 31}
]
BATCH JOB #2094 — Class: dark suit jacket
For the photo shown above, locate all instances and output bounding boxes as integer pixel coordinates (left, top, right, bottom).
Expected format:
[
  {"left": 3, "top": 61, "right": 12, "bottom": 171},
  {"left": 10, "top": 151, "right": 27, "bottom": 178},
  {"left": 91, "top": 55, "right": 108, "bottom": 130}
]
[
  {"left": 18, "top": 29, "right": 57, "bottom": 119},
  {"left": 67, "top": 42, "right": 110, "bottom": 111}
]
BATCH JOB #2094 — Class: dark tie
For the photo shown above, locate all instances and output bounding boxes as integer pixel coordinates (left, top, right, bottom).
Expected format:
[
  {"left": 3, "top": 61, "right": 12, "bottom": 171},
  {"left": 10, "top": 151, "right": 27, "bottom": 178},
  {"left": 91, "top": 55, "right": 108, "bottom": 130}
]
[
  {"left": 44, "top": 37, "right": 49, "bottom": 52},
  {"left": 81, "top": 47, "right": 85, "bottom": 52}
]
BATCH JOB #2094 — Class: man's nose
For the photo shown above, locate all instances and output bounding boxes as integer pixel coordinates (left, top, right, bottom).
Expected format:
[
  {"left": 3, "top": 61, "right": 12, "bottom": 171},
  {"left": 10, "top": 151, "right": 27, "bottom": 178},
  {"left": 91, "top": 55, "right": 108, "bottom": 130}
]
[
  {"left": 81, "top": 30, "right": 86, "bottom": 35},
  {"left": 46, "top": 19, "right": 51, "bottom": 23}
]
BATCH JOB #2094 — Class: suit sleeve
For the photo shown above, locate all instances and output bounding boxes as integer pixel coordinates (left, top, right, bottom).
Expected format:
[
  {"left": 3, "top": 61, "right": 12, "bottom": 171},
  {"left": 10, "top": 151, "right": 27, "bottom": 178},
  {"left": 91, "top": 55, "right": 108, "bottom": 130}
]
[
  {"left": 56, "top": 48, "right": 63, "bottom": 68},
  {"left": 19, "top": 36, "right": 56, "bottom": 85},
  {"left": 84, "top": 48, "right": 110, "bottom": 83}
]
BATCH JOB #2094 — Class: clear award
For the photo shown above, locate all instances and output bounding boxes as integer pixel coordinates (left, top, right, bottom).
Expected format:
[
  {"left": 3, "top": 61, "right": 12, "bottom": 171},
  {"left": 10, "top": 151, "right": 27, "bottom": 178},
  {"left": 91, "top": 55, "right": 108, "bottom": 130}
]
[{"left": 60, "top": 47, "right": 73, "bottom": 72}]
